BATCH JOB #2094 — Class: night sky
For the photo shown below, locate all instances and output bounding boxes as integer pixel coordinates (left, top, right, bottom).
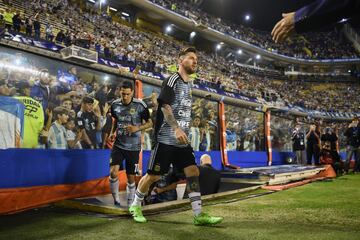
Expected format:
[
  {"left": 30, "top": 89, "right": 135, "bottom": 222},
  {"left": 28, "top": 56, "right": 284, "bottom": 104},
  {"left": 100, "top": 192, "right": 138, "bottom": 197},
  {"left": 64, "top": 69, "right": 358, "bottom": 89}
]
[{"left": 199, "top": 0, "right": 327, "bottom": 31}]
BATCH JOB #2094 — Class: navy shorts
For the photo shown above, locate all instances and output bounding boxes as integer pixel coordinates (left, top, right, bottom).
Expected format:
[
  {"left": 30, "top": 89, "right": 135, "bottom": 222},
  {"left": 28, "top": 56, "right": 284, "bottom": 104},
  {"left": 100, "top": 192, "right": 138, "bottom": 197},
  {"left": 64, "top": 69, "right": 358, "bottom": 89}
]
[
  {"left": 147, "top": 143, "right": 196, "bottom": 175},
  {"left": 110, "top": 146, "right": 140, "bottom": 175}
]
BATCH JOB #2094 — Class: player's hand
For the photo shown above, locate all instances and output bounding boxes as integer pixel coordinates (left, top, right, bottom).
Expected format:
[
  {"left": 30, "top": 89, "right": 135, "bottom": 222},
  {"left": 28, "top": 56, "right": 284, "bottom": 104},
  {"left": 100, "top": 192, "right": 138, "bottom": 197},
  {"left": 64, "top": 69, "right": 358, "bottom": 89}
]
[
  {"left": 175, "top": 127, "right": 189, "bottom": 145},
  {"left": 125, "top": 125, "right": 139, "bottom": 135},
  {"left": 271, "top": 12, "right": 295, "bottom": 43}
]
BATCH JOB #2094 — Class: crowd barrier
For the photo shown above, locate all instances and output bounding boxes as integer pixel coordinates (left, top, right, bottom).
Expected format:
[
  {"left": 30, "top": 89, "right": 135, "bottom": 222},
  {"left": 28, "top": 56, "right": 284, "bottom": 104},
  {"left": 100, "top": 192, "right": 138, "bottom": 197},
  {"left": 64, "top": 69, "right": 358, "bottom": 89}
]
[{"left": 0, "top": 148, "right": 292, "bottom": 214}]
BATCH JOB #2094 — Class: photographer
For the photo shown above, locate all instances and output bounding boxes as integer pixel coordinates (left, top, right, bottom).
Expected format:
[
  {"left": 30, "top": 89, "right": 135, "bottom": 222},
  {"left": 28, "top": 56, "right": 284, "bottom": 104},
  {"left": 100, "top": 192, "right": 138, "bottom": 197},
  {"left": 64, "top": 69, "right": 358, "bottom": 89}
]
[
  {"left": 306, "top": 123, "right": 321, "bottom": 165},
  {"left": 291, "top": 123, "right": 305, "bottom": 164},
  {"left": 344, "top": 118, "right": 360, "bottom": 174}
]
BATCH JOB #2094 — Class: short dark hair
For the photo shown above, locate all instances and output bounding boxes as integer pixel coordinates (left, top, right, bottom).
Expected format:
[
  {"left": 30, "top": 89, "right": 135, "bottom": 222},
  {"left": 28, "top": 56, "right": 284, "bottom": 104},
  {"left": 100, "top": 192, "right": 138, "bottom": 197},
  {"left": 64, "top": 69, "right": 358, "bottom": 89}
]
[
  {"left": 82, "top": 96, "right": 94, "bottom": 104},
  {"left": 53, "top": 106, "right": 68, "bottom": 119},
  {"left": 179, "top": 47, "right": 197, "bottom": 58},
  {"left": 121, "top": 81, "right": 134, "bottom": 90}
]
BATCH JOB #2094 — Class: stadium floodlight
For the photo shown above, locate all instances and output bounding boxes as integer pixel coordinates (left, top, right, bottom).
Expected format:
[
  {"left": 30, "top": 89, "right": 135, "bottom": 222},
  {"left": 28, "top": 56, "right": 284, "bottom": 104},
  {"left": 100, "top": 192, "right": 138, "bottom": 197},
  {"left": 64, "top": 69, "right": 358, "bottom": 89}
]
[
  {"left": 190, "top": 31, "right": 196, "bottom": 38},
  {"left": 121, "top": 12, "right": 129, "bottom": 17},
  {"left": 256, "top": 54, "right": 261, "bottom": 60},
  {"left": 165, "top": 25, "right": 173, "bottom": 33},
  {"left": 109, "top": 7, "right": 117, "bottom": 12},
  {"left": 245, "top": 14, "right": 251, "bottom": 21},
  {"left": 88, "top": 0, "right": 95, "bottom": 3},
  {"left": 237, "top": 49, "right": 243, "bottom": 55},
  {"left": 15, "top": 58, "right": 22, "bottom": 65},
  {"left": 216, "top": 44, "right": 222, "bottom": 50}
]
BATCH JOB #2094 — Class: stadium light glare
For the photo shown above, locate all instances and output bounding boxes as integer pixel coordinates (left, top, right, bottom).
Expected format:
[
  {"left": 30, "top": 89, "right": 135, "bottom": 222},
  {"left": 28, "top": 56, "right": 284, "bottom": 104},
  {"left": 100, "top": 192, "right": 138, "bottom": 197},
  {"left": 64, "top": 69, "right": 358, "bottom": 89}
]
[
  {"left": 109, "top": 7, "right": 117, "bottom": 12},
  {"left": 88, "top": 0, "right": 95, "bottom": 3},
  {"left": 256, "top": 54, "right": 261, "bottom": 60},
  {"left": 245, "top": 14, "right": 251, "bottom": 21},
  {"left": 15, "top": 58, "right": 22, "bottom": 65},
  {"left": 165, "top": 25, "right": 173, "bottom": 33},
  {"left": 190, "top": 31, "right": 196, "bottom": 38},
  {"left": 104, "top": 75, "right": 110, "bottom": 81},
  {"left": 237, "top": 49, "right": 243, "bottom": 55},
  {"left": 121, "top": 12, "right": 129, "bottom": 17},
  {"left": 100, "top": 0, "right": 106, "bottom": 4},
  {"left": 216, "top": 44, "right": 222, "bottom": 50}
]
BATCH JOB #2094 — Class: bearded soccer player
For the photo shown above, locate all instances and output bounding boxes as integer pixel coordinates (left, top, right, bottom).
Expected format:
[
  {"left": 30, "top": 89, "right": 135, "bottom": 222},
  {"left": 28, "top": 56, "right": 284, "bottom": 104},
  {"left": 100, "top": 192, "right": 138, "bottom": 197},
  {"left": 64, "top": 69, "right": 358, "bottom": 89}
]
[
  {"left": 109, "top": 81, "right": 152, "bottom": 207},
  {"left": 129, "top": 47, "right": 223, "bottom": 226}
]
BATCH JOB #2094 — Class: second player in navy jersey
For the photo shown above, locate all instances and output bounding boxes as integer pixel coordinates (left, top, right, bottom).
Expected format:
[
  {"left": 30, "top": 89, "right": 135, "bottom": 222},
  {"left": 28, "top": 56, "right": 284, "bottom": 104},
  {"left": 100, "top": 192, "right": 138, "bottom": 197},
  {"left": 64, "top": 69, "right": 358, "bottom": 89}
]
[{"left": 108, "top": 81, "right": 152, "bottom": 207}]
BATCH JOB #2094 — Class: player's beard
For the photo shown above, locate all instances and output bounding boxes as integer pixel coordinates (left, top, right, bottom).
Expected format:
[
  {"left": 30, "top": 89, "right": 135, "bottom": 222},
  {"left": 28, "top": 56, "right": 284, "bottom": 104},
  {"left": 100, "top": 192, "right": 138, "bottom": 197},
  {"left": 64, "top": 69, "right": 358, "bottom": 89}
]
[{"left": 184, "top": 64, "right": 196, "bottom": 75}]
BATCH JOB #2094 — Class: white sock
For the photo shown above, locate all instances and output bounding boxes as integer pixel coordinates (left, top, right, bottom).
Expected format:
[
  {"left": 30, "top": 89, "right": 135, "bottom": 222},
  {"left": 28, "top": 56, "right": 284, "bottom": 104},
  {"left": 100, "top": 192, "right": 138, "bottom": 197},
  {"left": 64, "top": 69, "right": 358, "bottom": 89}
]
[
  {"left": 126, "top": 182, "right": 136, "bottom": 206},
  {"left": 131, "top": 189, "right": 146, "bottom": 207},
  {"left": 188, "top": 192, "right": 202, "bottom": 216},
  {"left": 109, "top": 177, "right": 120, "bottom": 203}
]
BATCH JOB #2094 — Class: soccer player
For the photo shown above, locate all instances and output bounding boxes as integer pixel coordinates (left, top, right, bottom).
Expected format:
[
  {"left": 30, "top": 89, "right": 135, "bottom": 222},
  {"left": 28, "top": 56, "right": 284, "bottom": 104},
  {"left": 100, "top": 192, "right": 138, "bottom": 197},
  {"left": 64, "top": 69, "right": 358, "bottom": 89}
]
[
  {"left": 108, "top": 81, "right": 152, "bottom": 207},
  {"left": 129, "top": 47, "right": 223, "bottom": 226}
]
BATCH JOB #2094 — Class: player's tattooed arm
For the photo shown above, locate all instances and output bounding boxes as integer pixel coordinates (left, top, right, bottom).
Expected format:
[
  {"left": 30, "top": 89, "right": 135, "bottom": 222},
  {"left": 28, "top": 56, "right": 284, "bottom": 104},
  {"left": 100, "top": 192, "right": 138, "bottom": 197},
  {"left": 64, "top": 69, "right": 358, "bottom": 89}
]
[
  {"left": 162, "top": 104, "right": 189, "bottom": 144},
  {"left": 161, "top": 104, "right": 179, "bottom": 130}
]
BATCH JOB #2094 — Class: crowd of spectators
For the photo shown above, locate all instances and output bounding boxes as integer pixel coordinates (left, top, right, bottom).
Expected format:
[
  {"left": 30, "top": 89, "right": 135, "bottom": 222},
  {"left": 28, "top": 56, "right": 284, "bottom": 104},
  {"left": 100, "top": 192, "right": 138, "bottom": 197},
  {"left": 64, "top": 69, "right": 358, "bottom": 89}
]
[{"left": 0, "top": 47, "right": 120, "bottom": 150}]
